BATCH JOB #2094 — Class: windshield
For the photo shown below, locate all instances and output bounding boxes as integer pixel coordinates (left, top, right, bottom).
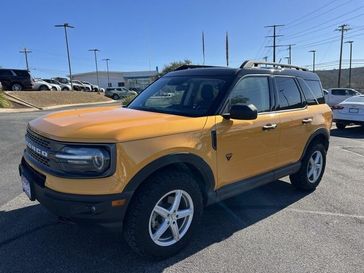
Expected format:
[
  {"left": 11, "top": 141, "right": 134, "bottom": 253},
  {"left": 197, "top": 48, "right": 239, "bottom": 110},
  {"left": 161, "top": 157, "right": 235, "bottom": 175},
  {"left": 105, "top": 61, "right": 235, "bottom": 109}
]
[{"left": 128, "top": 76, "right": 230, "bottom": 117}]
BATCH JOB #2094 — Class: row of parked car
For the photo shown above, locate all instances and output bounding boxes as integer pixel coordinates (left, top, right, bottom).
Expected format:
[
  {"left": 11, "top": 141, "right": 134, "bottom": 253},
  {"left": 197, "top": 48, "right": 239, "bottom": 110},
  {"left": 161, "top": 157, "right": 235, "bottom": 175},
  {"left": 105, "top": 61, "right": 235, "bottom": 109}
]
[
  {"left": 0, "top": 68, "right": 103, "bottom": 92},
  {"left": 323, "top": 88, "right": 364, "bottom": 129}
]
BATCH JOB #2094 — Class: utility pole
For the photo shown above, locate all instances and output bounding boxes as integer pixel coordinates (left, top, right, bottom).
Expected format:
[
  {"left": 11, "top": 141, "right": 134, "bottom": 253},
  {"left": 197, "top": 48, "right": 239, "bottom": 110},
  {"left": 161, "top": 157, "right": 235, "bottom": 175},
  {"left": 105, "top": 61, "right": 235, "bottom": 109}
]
[
  {"left": 225, "top": 32, "right": 229, "bottom": 67},
  {"left": 309, "top": 50, "right": 316, "bottom": 72},
  {"left": 55, "top": 23, "right": 74, "bottom": 90},
  {"left": 336, "top": 24, "right": 350, "bottom": 88},
  {"left": 88, "top": 49, "right": 100, "bottom": 91},
  {"left": 102, "top": 58, "right": 111, "bottom": 87},
  {"left": 345, "top": 41, "right": 354, "bottom": 88},
  {"left": 202, "top": 31, "right": 205, "bottom": 65},
  {"left": 19, "top": 48, "right": 32, "bottom": 71},
  {"left": 287, "top": 44, "right": 295, "bottom": 65},
  {"left": 265, "top": 24, "right": 285, "bottom": 63}
]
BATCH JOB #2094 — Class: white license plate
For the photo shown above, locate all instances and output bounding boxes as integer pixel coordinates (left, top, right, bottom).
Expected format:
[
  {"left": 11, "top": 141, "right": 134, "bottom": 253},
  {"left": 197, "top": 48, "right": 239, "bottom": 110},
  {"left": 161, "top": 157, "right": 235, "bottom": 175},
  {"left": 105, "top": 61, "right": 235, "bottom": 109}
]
[
  {"left": 21, "top": 175, "right": 32, "bottom": 199},
  {"left": 349, "top": 108, "right": 359, "bottom": 113}
]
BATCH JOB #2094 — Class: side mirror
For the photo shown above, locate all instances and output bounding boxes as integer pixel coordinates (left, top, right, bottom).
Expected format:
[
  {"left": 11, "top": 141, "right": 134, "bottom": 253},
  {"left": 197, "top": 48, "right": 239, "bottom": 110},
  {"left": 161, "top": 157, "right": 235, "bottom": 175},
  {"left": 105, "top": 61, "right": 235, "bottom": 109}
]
[{"left": 222, "top": 104, "right": 258, "bottom": 120}]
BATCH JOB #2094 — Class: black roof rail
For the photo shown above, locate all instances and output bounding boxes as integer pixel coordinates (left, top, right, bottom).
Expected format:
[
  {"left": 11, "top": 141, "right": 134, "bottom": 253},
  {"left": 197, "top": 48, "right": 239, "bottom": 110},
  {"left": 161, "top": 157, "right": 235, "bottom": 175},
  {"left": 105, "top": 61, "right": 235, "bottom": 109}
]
[
  {"left": 174, "top": 64, "right": 215, "bottom": 71},
  {"left": 241, "top": 60, "right": 308, "bottom": 71}
]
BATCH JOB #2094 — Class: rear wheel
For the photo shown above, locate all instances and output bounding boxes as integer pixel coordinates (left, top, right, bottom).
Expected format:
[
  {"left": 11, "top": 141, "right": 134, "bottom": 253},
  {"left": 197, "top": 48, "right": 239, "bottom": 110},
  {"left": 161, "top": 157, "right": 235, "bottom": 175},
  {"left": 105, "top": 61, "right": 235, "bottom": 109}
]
[
  {"left": 290, "top": 142, "right": 326, "bottom": 191},
  {"left": 51, "top": 87, "right": 57, "bottom": 91},
  {"left": 112, "top": 94, "right": 120, "bottom": 100},
  {"left": 123, "top": 170, "right": 203, "bottom": 259},
  {"left": 39, "top": 85, "right": 49, "bottom": 91},
  {"left": 11, "top": 83, "right": 23, "bottom": 91},
  {"left": 336, "top": 122, "right": 346, "bottom": 130}
]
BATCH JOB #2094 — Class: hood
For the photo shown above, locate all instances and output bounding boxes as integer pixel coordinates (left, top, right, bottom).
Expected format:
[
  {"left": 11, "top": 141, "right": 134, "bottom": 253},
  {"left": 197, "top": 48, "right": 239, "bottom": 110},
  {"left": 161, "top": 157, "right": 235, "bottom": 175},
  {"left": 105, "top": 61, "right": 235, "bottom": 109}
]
[{"left": 29, "top": 106, "right": 207, "bottom": 143}]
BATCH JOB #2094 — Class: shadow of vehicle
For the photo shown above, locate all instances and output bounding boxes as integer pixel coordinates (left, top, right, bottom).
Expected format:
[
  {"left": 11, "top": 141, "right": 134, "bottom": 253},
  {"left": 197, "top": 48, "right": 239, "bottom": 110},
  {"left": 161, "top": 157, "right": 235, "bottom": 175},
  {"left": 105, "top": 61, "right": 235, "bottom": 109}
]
[
  {"left": 331, "top": 125, "right": 364, "bottom": 139},
  {"left": 0, "top": 180, "right": 310, "bottom": 273}
]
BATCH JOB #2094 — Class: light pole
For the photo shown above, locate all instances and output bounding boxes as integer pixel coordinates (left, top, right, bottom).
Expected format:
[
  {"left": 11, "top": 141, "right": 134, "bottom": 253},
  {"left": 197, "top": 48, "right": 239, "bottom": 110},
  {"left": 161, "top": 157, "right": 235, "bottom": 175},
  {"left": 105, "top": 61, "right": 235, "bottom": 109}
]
[
  {"left": 89, "top": 49, "right": 100, "bottom": 91},
  {"left": 19, "top": 48, "right": 32, "bottom": 71},
  {"left": 55, "top": 23, "right": 74, "bottom": 90},
  {"left": 309, "top": 50, "right": 316, "bottom": 72},
  {"left": 345, "top": 41, "right": 354, "bottom": 88},
  {"left": 102, "top": 58, "right": 111, "bottom": 87}
]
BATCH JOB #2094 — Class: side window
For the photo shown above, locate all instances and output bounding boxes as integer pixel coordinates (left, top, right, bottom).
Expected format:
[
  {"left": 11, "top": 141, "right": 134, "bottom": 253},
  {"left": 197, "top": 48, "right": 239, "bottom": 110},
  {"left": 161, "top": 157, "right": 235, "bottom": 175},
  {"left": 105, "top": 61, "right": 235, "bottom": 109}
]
[
  {"left": 0, "top": 70, "right": 13, "bottom": 76},
  {"left": 227, "top": 76, "right": 270, "bottom": 113},
  {"left": 304, "top": 80, "right": 325, "bottom": 104},
  {"left": 347, "top": 90, "right": 356, "bottom": 96},
  {"left": 275, "top": 77, "right": 304, "bottom": 110},
  {"left": 331, "top": 89, "right": 346, "bottom": 96},
  {"left": 297, "top": 78, "right": 316, "bottom": 105}
]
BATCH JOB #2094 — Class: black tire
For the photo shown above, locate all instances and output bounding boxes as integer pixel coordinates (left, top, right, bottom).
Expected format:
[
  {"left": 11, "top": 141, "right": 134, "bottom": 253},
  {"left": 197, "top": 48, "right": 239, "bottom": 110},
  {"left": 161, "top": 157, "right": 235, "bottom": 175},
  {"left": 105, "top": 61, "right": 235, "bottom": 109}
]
[
  {"left": 112, "top": 94, "right": 120, "bottom": 100},
  {"left": 51, "top": 87, "right": 57, "bottom": 91},
  {"left": 336, "top": 122, "right": 346, "bottom": 130},
  {"left": 290, "top": 142, "right": 326, "bottom": 191},
  {"left": 11, "top": 83, "right": 23, "bottom": 91},
  {"left": 61, "top": 87, "right": 69, "bottom": 91},
  {"left": 123, "top": 170, "right": 203, "bottom": 259},
  {"left": 39, "top": 85, "right": 49, "bottom": 91}
]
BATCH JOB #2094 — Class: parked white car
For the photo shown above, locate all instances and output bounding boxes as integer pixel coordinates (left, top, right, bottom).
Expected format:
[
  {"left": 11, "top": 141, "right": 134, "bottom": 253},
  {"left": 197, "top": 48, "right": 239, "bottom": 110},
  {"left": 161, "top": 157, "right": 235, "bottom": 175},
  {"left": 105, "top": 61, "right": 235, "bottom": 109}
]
[
  {"left": 32, "top": 79, "right": 52, "bottom": 91},
  {"left": 333, "top": 95, "right": 364, "bottom": 129},
  {"left": 80, "top": 81, "right": 93, "bottom": 91},
  {"left": 105, "top": 87, "right": 137, "bottom": 100},
  {"left": 325, "top": 88, "right": 361, "bottom": 106},
  {"left": 44, "top": 79, "right": 71, "bottom": 91}
]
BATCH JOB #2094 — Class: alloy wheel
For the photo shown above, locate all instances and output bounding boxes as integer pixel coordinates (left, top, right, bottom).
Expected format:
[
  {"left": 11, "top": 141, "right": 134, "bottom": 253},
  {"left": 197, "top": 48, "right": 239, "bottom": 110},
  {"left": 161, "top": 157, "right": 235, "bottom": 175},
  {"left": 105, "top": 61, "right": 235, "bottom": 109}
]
[{"left": 148, "top": 190, "right": 194, "bottom": 247}]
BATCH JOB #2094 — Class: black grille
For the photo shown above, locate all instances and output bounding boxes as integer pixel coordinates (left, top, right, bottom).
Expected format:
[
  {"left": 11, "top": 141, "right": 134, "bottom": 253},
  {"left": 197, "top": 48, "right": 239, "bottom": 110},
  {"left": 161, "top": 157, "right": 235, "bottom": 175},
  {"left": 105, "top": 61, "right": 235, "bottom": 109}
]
[
  {"left": 27, "top": 148, "right": 50, "bottom": 167},
  {"left": 26, "top": 129, "right": 50, "bottom": 149},
  {"left": 25, "top": 129, "right": 51, "bottom": 167}
]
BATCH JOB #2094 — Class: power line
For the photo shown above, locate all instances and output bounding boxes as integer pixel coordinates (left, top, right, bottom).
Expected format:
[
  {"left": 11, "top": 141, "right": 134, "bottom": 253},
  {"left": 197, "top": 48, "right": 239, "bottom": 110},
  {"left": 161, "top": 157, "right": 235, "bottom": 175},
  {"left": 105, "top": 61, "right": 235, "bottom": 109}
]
[
  {"left": 285, "top": 0, "right": 352, "bottom": 30},
  {"left": 264, "top": 24, "right": 285, "bottom": 63},
  {"left": 19, "top": 48, "right": 32, "bottom": 71},
  {"left": 284, "top": 0, "right": 340, "bottom": 27}
]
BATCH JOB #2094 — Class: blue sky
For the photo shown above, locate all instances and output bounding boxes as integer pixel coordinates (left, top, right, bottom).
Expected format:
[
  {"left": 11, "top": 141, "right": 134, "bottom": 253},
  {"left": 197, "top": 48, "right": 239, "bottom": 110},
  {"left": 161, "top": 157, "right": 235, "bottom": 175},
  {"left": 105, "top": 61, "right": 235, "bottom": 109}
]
[{"left": 1, "top": 0, "right": 364, "bottom": 78}]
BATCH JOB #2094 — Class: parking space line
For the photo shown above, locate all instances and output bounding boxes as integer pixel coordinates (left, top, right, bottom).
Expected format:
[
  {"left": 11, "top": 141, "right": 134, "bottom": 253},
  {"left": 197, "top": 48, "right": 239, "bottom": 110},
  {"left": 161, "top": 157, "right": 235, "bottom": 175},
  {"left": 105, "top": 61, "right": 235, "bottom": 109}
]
[
  {"left": 340, "top": 148, "right": 364, "bottom": 158},
  {"left": 287, "top": 208, "right": 364, "bottom": 219}
]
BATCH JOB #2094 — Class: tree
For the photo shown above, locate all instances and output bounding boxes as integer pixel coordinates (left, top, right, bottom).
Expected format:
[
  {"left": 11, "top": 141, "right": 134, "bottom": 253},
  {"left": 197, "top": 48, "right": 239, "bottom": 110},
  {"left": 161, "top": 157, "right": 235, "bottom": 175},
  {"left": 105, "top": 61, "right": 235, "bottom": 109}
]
[{"left": 160, "top": 59, "right": 192, "bottom": 75}]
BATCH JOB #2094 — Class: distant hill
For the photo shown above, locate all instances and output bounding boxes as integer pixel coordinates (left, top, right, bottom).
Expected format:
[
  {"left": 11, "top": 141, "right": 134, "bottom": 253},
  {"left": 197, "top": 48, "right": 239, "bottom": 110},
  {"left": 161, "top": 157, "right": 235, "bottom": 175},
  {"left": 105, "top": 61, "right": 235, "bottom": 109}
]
[{"left": 316, "top": 66, "right": 364, "bottom": 92}]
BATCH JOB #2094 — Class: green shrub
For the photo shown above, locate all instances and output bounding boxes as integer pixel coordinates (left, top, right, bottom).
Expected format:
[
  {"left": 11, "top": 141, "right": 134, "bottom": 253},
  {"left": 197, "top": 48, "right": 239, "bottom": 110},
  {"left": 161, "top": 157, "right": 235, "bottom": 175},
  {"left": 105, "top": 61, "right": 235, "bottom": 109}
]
[
  {"left": 0, "top": 92, "right": 11, "bottom": 108},
  {"left": 122, "top": 94, "right": 137, "bottom": 106}
]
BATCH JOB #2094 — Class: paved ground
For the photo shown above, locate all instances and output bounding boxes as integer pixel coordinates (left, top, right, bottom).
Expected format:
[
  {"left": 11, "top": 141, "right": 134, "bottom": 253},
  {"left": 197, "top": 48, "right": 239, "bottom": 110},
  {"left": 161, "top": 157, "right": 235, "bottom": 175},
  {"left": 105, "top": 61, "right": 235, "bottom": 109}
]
[{"left": 0, "top": 108, "right": 363, "bottom": 273}]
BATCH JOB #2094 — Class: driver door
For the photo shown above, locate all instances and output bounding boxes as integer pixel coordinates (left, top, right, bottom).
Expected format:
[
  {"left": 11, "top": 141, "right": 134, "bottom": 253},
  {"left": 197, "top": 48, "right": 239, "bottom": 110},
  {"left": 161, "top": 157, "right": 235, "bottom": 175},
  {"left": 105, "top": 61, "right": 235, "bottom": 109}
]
[{"left": 215, "top": 76, "right": 281, "bottom": 188}]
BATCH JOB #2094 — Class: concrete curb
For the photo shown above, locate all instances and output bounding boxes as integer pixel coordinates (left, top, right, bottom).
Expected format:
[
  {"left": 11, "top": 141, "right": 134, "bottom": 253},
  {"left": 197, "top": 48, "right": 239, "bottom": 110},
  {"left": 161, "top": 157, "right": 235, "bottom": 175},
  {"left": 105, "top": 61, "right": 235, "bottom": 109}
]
[{"left": 39, "top": 100, "right": 117, "bottom": 110}]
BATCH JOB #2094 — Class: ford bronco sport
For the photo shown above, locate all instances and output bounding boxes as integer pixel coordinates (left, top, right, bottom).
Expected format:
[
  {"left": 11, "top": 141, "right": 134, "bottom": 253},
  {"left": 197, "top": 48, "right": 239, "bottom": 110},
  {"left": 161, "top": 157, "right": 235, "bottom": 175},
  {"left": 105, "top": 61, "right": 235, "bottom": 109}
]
[{"left": 19, "top": 61, "right": 332, "bottom": 258}]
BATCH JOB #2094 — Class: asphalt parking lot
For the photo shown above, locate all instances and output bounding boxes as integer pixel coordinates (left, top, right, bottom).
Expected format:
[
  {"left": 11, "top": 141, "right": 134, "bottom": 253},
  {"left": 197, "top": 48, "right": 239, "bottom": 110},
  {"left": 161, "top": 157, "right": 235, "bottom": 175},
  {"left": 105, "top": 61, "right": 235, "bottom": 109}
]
[{"left": 0, "top": 108, "right": 363, "bottom": 273}]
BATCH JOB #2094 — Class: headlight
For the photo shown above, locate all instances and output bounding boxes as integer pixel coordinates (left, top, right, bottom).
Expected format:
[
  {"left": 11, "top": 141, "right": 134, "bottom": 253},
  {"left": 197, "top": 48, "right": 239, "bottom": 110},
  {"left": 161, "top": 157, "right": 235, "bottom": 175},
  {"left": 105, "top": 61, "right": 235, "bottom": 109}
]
[{"left": 55, "top": 146, "right": 111, "bottom": 175}]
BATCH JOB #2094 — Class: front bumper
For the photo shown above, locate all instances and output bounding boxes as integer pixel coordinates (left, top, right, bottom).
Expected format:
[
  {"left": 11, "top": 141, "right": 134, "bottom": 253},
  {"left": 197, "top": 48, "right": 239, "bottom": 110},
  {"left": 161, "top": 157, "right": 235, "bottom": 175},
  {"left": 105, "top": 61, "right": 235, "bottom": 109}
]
[{"left": 19, "top": 158, "right": 130, "bottom": 228}]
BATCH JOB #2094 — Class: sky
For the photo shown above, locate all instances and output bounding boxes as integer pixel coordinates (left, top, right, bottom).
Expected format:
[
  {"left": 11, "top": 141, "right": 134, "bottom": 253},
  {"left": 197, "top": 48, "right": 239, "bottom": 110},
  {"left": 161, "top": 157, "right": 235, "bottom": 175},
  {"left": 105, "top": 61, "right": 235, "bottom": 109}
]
[{"left": 1, "top": 0, "right": 364, "bottom": 78}]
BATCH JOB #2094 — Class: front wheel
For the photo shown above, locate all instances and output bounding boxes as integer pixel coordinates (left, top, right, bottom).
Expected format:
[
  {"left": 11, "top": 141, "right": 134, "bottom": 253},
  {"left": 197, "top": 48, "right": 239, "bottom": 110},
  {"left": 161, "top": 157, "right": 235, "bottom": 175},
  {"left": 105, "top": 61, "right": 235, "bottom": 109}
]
[
  {"left": 336, "top": 122, "right": 346, "bottom": 130},
  {"left": 290, "top": 143, "right": 326, "bottom": 191},
  {"left": 123, "top": 170, "right": 203, "bottom": 259}
]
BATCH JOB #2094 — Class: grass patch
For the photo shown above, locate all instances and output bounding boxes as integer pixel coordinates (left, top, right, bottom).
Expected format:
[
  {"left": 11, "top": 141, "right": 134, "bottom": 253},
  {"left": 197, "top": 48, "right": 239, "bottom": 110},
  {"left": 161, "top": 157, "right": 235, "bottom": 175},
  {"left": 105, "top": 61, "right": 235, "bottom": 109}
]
[
  {"left": 122, "top": 94, "right": 137, "bottom": 106},
  {"left": 0, "top": 92, "right": 11, "bottom": 108},
  {"left": 6, "top": 91, "right": 112, "bottom": 108}
]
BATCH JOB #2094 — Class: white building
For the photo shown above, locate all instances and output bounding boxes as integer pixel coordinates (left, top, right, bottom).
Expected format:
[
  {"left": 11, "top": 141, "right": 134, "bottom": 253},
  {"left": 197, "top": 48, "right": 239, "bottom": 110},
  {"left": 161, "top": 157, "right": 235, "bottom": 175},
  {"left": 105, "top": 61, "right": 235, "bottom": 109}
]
[{"left": 72, "top": 70, "right": 158, "bottom": 91}]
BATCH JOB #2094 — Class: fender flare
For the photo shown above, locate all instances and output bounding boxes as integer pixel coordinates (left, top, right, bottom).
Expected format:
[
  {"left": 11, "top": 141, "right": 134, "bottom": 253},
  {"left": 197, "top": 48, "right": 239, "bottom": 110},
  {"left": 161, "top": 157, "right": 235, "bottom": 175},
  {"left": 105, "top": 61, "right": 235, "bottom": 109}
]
[
  {"left": 300, "top": 128, "right": 330, "bottom": 160},
  {"left": 122, "top": 153, "right": 215, "bottom": 198}
]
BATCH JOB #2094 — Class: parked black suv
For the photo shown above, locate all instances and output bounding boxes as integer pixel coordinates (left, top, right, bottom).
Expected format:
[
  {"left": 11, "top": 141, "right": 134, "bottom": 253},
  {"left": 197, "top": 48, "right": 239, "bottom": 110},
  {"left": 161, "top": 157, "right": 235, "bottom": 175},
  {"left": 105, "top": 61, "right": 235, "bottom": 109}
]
[{"left": 0, "top": 69, "right": 33, "bottom": 91}]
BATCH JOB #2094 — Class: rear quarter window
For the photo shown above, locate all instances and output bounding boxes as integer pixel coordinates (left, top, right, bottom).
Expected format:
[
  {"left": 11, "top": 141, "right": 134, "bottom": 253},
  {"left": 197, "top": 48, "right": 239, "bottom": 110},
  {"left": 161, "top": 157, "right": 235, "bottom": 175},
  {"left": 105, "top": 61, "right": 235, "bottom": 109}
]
[
  {"left": 13, "top": 70, "right": 30, "bottom": 77},
  {"left": 297, "top": 79, "right": 325, "bottom": 105}
]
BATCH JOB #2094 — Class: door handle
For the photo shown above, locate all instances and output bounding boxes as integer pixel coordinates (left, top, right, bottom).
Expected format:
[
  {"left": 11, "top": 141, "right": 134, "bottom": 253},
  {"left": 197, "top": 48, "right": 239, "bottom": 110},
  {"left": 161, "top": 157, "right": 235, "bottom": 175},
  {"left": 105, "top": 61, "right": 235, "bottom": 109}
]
[
  {"left": 263, "top": 123, "right": 277, "bottom": 130},
  {"left": 302, "top": 118, "right": 313, "bottom": 124}
]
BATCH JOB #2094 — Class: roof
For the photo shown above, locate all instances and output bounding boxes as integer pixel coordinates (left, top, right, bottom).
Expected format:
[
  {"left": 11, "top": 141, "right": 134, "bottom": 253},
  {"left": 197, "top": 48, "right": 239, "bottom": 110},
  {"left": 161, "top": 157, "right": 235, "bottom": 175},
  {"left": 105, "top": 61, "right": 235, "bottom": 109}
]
[{"left": 167, "top": 62, "right": 319, "bottom": 81}]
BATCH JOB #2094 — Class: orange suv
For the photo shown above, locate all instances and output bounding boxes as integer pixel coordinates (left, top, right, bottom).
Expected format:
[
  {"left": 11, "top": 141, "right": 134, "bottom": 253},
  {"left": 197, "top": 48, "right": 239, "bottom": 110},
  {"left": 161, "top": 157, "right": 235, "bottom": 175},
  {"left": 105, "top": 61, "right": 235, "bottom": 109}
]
[{"left": 19, "top": 61, "right": 332, "bottom": 258}]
